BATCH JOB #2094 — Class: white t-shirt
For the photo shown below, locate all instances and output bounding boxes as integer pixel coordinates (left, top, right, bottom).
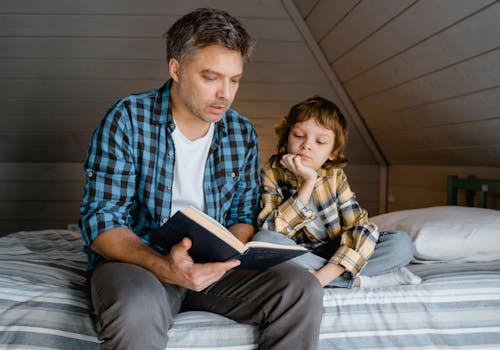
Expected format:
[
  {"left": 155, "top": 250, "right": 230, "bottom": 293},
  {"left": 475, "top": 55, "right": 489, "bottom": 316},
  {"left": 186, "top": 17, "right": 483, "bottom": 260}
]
[{"left": 170, "top": 122, "right": 214, "bottom": 216}]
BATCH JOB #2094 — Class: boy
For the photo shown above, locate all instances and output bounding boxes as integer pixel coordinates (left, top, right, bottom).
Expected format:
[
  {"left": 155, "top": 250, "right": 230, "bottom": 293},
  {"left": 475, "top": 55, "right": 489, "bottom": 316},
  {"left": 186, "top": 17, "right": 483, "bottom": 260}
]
[{"left": 257, "top": 96, "right": 421, "bottom": 288}]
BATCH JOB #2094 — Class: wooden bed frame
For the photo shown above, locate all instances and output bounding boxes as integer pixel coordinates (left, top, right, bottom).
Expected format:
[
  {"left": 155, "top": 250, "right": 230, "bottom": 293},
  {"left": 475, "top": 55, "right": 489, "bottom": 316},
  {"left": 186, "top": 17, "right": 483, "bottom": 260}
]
[{"left": 447, "top": 175, "right": 500, "bottom": 208}]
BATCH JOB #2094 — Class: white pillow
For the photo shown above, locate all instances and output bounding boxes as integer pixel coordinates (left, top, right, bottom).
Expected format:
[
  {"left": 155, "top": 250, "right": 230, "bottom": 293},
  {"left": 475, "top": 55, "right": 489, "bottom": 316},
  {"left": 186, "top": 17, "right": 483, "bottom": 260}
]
[{"left": 370, "top": 206, "right": 500, "bottom": 263}]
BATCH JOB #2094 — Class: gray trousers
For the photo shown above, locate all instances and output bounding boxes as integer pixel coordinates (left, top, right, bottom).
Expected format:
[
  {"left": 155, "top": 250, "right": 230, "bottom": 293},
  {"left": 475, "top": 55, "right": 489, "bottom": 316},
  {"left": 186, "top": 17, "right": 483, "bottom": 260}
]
[{"left": 90, "top": 260, "right": 324, "bottom": 350}]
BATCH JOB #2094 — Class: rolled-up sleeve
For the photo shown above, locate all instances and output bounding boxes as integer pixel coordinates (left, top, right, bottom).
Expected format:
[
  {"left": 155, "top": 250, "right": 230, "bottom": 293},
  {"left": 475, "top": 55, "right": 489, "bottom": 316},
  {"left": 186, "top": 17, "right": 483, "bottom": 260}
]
[
  {"left": 79, "top": 103, "right": 136, "bottom": 248},
  {"left": 258, "top": 162, "right": 315, "bottom": 237}
]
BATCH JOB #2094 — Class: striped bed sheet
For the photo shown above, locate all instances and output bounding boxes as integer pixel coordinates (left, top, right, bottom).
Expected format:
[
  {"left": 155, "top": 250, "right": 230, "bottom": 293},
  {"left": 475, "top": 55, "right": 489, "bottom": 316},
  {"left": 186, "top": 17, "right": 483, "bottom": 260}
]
[{"left": 1, "top": 229, "right": 500, "bottom": 350}]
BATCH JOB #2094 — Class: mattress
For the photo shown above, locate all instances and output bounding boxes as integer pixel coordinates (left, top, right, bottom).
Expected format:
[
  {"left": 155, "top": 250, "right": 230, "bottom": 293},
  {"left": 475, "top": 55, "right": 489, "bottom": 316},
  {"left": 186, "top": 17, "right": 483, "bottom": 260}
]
[{"left": 1, "top": 229, "right": 500, "bottom": 349}]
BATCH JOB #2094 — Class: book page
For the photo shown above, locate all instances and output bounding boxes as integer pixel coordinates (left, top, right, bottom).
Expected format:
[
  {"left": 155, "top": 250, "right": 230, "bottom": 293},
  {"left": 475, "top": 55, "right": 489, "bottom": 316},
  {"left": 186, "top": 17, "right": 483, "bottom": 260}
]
[
  {"left": 183, "top": 207, "right": 246, "bottom": 253},
  {"left": 246, "top": 241, "right": 307, "bottom": 250}
]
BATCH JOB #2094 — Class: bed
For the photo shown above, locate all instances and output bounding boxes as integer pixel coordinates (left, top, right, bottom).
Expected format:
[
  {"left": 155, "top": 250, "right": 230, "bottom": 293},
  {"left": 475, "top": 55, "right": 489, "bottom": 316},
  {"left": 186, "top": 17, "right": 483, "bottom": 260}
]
[{"left": 1, "top": 176, "right": 500, "bottom": 349}]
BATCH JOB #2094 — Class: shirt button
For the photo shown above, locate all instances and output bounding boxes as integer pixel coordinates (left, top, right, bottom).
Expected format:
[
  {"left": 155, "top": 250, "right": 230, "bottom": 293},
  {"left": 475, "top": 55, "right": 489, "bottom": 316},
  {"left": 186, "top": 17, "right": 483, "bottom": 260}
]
[
  {"left": 168, "top": 151, "right": 174, "bottom": 157},
  {"left": 169, "top": 123, "right": 175, "bottom": 129},
  {"left": 162, "top": 217, "right": 168, "bottom": 223},
  {"left": 166, "top": 185, "right": 171, "bottom": 191},
  {"left": 87, "top": 171, "right": 94, "bottom": 177},
  {"left": 231, "top": 172, "right": 236, "bottom": 177}
]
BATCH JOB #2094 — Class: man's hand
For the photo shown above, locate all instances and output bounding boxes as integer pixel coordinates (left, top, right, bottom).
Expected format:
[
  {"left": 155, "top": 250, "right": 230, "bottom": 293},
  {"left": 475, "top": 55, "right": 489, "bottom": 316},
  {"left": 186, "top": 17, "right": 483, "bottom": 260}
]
[
  {"left": 91, "top": 228, "right": 240, "bottom": 292},
  {"left": 154, "top": 237, "right": 241, "bottom": 291}
]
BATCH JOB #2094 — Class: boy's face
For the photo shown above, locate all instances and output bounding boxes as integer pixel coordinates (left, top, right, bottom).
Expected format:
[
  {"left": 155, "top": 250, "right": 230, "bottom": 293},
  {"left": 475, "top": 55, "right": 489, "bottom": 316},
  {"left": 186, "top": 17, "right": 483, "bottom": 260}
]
[
  {"left": 287, "top": 118, "right": 335, "bottom": 171},
  {"left": 169, "top": 44, "right": 243, "bottom": 124}
]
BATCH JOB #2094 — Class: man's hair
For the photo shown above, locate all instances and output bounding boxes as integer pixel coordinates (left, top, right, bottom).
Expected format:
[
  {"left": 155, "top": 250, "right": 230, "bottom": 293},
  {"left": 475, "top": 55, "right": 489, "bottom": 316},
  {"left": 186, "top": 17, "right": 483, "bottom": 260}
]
[
  {"left": 275, "top": 95, "right": 349, "bottom": 169},
  {"left": 165, "top": 8, "right": 255, "bottom": 63}
]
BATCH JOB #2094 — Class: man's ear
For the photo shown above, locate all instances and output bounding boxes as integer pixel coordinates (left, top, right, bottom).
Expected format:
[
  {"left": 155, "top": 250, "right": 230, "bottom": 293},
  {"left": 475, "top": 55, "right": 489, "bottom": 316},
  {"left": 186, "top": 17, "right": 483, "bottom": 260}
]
[{"left": 168, "top": 58, "right": 181, "bottom": 82}]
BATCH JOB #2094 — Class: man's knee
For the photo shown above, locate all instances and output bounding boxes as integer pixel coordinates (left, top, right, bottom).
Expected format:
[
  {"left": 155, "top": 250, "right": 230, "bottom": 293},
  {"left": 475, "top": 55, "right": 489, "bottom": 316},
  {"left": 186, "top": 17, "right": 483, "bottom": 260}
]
[
  {"left": 295, "top": 269, "right": 324, "bottom": 310},
  {"left": 272, "top": 263, "right": 324, "bottom": 310},
  {"left": 90, "top": 263, "right": 174, "bottom": 349},
  {"left": 113, "top": 283, "right": 169, "bottom": 326}
]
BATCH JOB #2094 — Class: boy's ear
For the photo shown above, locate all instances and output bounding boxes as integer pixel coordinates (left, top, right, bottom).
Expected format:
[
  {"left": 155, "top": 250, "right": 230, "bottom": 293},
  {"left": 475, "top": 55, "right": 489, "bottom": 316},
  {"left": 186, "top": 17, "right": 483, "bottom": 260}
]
[{"left": 328, "top": 149, "right": 336, "bottom": 161}]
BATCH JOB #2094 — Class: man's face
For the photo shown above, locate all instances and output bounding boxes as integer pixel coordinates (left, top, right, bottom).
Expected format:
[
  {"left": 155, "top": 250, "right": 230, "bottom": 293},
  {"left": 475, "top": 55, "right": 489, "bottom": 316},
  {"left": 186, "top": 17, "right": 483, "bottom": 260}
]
[{"left": 169, "top": 45, "right": 244, "bottom": 124}]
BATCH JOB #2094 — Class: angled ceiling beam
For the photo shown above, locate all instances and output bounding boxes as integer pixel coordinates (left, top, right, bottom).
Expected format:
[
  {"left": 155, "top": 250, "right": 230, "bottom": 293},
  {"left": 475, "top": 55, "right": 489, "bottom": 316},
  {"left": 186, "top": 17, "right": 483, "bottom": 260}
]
[{"left": 282, "top": 0, "right": 388, "bottom": 212}]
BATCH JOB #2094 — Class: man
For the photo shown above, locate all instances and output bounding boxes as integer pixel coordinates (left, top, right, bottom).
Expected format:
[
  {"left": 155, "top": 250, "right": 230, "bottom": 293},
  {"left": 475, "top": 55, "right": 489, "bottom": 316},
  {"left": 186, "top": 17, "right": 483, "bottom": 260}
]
[{"left": 79, "top": 8, "right": 323, "bottom": 350}]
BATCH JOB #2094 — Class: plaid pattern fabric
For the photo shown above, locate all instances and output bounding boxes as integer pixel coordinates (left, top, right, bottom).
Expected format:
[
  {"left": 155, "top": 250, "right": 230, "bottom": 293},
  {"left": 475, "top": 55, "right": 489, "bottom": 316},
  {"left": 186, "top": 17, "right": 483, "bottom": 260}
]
[
  {"left": 79, "top": 80, "right": 261, "bottom": 270},
  {"left": 258, "top": 155, "right": 379, "bottom": 275}
]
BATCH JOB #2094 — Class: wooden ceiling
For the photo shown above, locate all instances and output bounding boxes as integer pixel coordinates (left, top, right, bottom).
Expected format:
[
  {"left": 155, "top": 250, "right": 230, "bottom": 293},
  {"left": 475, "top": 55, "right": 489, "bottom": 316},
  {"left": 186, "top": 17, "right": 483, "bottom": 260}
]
[{"left": 294, "top": 0, "right": 500, "bottom": 166}]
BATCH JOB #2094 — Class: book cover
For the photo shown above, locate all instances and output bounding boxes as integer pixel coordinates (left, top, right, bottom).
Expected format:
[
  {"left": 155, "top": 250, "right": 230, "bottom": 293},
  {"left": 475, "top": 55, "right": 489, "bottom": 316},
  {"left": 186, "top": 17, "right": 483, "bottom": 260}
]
[{"left": 150, "top": 207, "right": 307, "bottom": 269}]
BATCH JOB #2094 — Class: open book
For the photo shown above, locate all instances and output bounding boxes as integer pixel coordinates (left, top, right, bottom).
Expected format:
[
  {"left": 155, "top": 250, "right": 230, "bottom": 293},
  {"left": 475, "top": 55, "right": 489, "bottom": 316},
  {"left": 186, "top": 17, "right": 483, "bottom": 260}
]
[{"left": 150, "top": 206, "right": 307, "bottom": 269}]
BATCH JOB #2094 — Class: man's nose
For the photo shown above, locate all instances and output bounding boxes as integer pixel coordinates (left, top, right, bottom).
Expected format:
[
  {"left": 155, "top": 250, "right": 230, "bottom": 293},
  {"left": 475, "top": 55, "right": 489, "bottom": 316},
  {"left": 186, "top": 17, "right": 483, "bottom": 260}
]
[{"left": 216, "top": 81, "right": 231, "bottom": 100}]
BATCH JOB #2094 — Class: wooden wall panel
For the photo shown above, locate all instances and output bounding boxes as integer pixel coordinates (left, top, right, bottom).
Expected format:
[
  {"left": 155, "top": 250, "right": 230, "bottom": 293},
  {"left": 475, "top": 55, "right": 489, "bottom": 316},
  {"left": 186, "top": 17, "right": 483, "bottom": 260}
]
[
  {"left": 384, "top": 146, "right": 500, "bottom": 167},
  {"left": 0, "top": 0, "right": 289, "bottom": 18},
  {"left": 293, "top": 0, "right": 319, "bottom": 20},
  {"left": 368, "top": 86, "right": 500, "bottom": 134},
  {"left": 305, "top": 0, "right": 357, "bottom": 43},
  {"left": 0, "top": 15, "right": 300, "bottom": 42},
  {"left": 345, "top": 164, "right": 380, "bottom": 216},
  {"left": 333, "top": 0, "right": 495, "bottom": 81},
  {"left": 0, "top": 37, "right": 316, "bottom": 64},
  {"left": 321, "top": 0, "right": 415, "bottom": 63},
  {"left": 0, "top": 163, "right": 84, "bottom": 235},
  {"left": 379, "top": 119, "right": 500, "bottom": 152},
  {"left": 387, "top": 165, "right": 500, "bottom": 211},
  {"left": 353, "top": 43, "right": 500, "bottom": 114},
  {"left": 0, "top": 58, "right": 169, "bottom": 81}
]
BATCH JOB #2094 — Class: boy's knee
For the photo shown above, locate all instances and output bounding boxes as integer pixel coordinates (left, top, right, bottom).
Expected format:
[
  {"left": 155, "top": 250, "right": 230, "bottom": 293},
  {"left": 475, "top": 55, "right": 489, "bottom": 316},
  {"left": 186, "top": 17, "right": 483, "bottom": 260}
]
[
  {"left": 387, "top": 230, "right": 414, "bottom": 265},
  {"left": 252, "top": 230, "right": 293, "bottom": 245}
]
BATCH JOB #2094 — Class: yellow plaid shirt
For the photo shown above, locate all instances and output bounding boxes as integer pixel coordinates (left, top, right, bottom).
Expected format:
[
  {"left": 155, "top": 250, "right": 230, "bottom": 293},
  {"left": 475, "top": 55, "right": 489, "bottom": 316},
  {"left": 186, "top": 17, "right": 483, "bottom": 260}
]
[{"left": 257, "top": 155, "right": 379, "bottom": 276}]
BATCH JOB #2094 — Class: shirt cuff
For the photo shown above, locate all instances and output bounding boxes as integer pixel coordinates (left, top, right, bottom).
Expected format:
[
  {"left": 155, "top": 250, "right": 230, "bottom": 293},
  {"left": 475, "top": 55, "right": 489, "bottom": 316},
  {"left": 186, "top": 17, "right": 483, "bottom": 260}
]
[{"left": 330, "top": 245, "right": 367, "bottom": 276}]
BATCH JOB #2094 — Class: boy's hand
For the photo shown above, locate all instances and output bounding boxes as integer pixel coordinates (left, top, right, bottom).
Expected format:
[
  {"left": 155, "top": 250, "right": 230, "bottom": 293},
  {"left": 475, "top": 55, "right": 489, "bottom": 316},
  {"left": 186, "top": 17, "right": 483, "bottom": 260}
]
[
  {"left": 311, "top": 263, "right": 345, "bottom": 287},
  {"left": 280, "top": 154, "right": 317, "bottom": 182},
  {"left": 280, "top": 153, "right": 318, "bottom": 205}
]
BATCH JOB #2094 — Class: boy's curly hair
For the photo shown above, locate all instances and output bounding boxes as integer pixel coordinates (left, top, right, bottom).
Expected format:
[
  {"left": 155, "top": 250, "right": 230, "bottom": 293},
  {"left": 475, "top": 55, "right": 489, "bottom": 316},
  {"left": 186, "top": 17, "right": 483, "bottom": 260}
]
[{"left": 275, "top": 95, "right": 349, "bottom": 169}]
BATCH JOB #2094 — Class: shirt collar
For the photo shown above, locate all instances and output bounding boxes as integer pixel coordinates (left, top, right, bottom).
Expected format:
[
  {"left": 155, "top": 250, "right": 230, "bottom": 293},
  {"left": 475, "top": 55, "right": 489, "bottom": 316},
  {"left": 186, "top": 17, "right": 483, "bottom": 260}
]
[{"left": 151, "top": 79, "right": 173, "bottom": 127}]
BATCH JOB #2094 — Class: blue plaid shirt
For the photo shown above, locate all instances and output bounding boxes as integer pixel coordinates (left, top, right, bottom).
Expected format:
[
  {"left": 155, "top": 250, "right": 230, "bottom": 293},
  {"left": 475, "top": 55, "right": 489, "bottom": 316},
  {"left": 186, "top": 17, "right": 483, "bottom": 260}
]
[{"left": 79, "top": 80, "right": 261, "bottom": 270}]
